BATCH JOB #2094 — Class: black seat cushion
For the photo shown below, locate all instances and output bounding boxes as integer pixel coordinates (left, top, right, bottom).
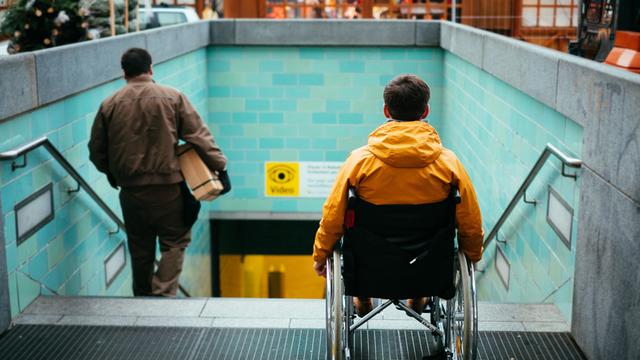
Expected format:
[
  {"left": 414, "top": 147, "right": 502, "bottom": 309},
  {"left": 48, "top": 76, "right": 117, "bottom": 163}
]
[{"left": 341, "top": 190, "right": 457, "bottom": 300}]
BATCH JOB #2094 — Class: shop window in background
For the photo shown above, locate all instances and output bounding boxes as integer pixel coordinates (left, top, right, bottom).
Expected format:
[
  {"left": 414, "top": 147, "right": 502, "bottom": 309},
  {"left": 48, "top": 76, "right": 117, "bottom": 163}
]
[
  {"left": 152, "top": 0, "right": 202, "bottom": 16},
  {"left": 265, "top": 0, "right": 363, "bottom": 19},
  {"left": 375, "top": 0, "right": 459, "bottom": 20},
  {"left": 263, "top": 0, "right": 459, "bottom": 20},
  {"left": 522, "top": 0, "right": 578, "bottom": 28},
  {"left": 155, "top": 0, "right": 196, "bottom": 6},
  {"left": 519, "top": 0, "right": 579, "bottom": 51}
]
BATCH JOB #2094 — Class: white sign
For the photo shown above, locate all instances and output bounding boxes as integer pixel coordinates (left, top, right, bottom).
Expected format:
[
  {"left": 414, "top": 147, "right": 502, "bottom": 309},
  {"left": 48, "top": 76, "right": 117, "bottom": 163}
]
[
  {"left": 16, "top": 184, "right": 54, "bottom": 243},
  {"left": 299, "top": 161, "right": 343, "bottom": 198},
  {"left": 265, "top": 161, "right": 343, "bottom": 198},
  {"left": 547, "top": 187, "right": 573, "bottom": 249}
]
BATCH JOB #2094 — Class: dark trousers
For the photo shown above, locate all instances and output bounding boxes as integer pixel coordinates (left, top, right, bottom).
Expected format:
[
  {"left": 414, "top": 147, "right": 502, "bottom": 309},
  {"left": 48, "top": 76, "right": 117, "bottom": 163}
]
[{"left": 119, "top": 184, "right": 191, "bottom": 296}]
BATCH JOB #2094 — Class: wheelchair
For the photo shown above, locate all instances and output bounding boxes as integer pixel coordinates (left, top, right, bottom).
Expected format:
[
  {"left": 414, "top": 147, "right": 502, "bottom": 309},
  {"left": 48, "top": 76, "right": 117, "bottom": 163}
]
[{"left": 325, "top": 188, "right": 478, "bottom": 360}]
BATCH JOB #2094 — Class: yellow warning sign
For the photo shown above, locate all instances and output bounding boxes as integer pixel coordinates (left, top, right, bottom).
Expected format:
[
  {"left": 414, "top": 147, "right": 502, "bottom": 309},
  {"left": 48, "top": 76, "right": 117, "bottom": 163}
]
[{"left": 265, "top": 162, "right": 299, "bottom": 197}]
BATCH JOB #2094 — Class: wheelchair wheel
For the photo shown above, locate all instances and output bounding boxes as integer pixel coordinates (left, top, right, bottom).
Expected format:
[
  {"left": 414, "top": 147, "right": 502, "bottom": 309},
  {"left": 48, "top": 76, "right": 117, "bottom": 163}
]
[
  {"left": 343, "top": 295, "right": 354, "bottom": 359},
  {"left": 445, "top": 251, "right": 477, "bottom": 360},
  {"left": 325, "top": 249, "right": 344, "bottom": 360}
]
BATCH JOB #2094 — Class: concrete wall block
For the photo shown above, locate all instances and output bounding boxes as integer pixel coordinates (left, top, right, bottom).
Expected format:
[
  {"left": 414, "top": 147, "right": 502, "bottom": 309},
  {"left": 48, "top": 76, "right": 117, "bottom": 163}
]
[
  {"left": 555, "top": 56, "right": 630, "bottom": 128},
  {"left": 482, "top": 33, "right": 558, "bottom": 109},
  {"left": 234, "top": 19, "right": 416, "bottom": 46},
  {"left": 415, "top": 21, "right": 440, "bottom": 47},
  {"left": 572, "top": 167, "right": 640, "bottom": 360},
  {"left": 0, "top": 54, "right": 37, "bottom": 121},
  {"left": 440, "top": 22, "right": 484, "bottom": 68},
  {"left": 34, "top": 33, "right": 146, "bottom": 106},
  {"left": 558, "top": 57, "right": 640, "bottom": 201},
  {"left": 620, "top": 77, "right": 640, "bottom": 202},
  {"left": 209, "top": 19, "right": 235, "bottom": 45},
  {"left": 145, "top": 21, "right": 209, "bottom": 64}
]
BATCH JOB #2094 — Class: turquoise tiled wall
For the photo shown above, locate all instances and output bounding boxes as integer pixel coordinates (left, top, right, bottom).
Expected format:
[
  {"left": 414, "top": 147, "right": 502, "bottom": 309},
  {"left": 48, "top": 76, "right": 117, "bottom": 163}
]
[
  {"left": 1, "top": 80, "right": 132, "bottom": 317},
  {"left": 0, "top": 49, "right": 212, "bottom": 317},
  {"left": 206, "top": 46, "right": 444, "bottom": 213},
  {"left": 2, "top": 44, "right": 584, "bottom": 322},
  {"left": 441, "top": 52, "right": 583, "bottom": 320}
]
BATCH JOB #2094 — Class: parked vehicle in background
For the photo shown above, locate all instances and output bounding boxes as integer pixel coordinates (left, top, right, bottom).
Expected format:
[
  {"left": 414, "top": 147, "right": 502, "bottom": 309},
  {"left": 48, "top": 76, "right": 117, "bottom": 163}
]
[
  {"left": 0, "top": 40, "right": 8, "bottom": 56},
  {"left": 138, "top": 6, "right": 200, "bottom": 30}
]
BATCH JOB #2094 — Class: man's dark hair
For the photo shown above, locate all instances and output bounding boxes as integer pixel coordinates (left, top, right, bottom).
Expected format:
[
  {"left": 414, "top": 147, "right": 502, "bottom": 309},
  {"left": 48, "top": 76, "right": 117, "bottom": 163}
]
[
  {"left": 383, "top": 74, "right": 431, "bottom": 121},
  {"left": 121, "top": 48, "right": 152, "bottom": 78}
]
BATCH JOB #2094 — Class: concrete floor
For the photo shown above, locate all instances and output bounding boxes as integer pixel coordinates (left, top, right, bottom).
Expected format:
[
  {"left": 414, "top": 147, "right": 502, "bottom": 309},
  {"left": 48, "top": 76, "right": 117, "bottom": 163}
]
[{"left": 13, "top": 296, "right": 569, "bottom": 332}]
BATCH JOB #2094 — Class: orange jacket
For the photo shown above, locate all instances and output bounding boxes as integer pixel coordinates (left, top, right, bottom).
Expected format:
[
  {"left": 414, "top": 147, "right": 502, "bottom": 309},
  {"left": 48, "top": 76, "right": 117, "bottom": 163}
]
[{"left": 313, "top": 120, "right": 484, "bottom": 263}]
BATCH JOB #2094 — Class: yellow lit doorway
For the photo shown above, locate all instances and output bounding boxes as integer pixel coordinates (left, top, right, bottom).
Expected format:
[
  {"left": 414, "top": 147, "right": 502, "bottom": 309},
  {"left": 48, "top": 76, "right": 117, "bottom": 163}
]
[{"left": 211, "top": 218, "right": 324, "bottom": 299}]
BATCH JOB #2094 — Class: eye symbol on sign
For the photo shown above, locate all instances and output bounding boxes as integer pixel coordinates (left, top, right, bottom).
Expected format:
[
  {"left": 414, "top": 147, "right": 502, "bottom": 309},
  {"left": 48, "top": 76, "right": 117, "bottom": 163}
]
[{"left": 269, "top": 166, "right": 295, "bottom": 184}]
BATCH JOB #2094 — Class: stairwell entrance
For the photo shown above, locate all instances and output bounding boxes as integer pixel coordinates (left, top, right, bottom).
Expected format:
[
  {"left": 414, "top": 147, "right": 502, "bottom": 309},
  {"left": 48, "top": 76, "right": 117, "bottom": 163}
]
[{"left": 210, "top": 215, "right": 323, "bottom": 299}]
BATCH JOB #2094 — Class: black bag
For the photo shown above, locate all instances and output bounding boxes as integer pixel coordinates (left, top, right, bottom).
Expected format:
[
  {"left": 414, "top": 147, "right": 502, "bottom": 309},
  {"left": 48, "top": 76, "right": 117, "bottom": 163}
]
[
  {"left": 218, "top": 169, "right": 232, "bottom": 195},
  {"left": 180, "top": 181, "right": 201, "bottom": 228}
]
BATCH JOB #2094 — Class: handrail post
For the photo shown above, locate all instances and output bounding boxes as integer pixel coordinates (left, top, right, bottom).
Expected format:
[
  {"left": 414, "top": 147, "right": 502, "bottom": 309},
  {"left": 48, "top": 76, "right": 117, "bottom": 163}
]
[
  {"left": 11, "top": 154, "right": 28, "bottom": 171},
  {"left": 483, "top": 143, "right": 582, "bottom": 250}
]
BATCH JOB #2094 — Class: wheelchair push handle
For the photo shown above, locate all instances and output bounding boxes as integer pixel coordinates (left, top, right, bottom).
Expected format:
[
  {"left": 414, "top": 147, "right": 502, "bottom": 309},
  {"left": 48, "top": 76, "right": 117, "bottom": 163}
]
[
  {"left": 347, "top": 187, "right": 357, "bottom": 204},
  {"left": 345, "top": 188, "right": 358, "bottom": 229}
]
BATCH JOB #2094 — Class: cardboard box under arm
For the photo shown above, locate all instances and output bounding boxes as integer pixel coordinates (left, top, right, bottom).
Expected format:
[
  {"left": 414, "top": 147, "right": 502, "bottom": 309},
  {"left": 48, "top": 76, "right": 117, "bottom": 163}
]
[{"left": 177, "top": 144, "right": 223, "bottom": 201}]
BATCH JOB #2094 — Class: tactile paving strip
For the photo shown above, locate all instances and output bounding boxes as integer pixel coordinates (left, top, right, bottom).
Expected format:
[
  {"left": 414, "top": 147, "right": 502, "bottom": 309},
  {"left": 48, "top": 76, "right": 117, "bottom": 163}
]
[{"left": 0, "top": 325, "right": 585, "bottom": 359}]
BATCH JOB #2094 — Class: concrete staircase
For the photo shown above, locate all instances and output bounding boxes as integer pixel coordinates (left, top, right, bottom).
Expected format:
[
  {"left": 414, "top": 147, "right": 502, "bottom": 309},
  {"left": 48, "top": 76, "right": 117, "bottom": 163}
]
[{"left": 13, "top": 296, "right": 569, "bottom": 332}]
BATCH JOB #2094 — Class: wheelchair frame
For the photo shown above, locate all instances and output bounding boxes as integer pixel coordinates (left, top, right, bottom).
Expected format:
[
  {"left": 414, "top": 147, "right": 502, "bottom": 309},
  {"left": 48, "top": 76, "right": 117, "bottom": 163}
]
[{"left": 325, "top": 248, "right": 478, "bottom": 360}]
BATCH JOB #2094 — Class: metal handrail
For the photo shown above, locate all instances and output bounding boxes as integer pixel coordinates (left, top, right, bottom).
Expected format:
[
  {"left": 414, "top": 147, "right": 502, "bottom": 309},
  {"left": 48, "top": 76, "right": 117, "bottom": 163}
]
[
  {"left": 483, "top": 143, "right": 582, "bottom": 250},
  {"left": 0, "top": 136, "right": 191, "bottom": 297}
]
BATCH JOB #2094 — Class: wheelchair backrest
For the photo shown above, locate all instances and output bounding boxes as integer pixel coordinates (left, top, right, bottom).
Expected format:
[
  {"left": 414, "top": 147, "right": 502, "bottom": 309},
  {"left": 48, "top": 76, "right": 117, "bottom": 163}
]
[{"left": 341, "top": 187, "right": 458, "bottom": 300}]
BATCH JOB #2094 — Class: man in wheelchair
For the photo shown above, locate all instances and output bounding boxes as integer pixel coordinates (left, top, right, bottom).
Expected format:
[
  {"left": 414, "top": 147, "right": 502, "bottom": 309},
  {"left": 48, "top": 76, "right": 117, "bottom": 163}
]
[{"left": 312, "top": 74, "right": 484, "bottom": 359}]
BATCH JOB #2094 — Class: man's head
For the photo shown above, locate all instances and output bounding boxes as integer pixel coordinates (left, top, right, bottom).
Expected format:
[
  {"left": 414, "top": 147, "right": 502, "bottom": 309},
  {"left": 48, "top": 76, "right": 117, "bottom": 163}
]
[
  {"left": 383, "top": 74, "right": 431, "bottom": 121},
  {"left": 121, "top": 48, "right": 153, "bottom": 79}
]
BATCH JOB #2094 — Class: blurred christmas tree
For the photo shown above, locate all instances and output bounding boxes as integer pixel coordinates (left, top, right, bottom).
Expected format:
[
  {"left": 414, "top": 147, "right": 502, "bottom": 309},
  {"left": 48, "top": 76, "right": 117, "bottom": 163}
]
[
  {"left": 81, "top": 0, "right": 138, "bottom": 38},
  {"left": 1, "top": 0, "right": 89, "bottom": 53}
]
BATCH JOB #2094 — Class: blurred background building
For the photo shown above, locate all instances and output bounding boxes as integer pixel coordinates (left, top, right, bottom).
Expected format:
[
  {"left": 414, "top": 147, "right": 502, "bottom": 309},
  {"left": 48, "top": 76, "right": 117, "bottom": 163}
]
[{"left": 224, "top": 0, "right": 580, "bottom": 51}]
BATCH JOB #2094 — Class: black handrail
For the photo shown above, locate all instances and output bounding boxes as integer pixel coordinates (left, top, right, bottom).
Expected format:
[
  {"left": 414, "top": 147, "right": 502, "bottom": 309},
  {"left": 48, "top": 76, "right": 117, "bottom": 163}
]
[
  {"left": 483, "top": 143, "right": 582, "bottom": 250},
  {"left": 0, "top": 136, "right": 192, "bottom": 297}
]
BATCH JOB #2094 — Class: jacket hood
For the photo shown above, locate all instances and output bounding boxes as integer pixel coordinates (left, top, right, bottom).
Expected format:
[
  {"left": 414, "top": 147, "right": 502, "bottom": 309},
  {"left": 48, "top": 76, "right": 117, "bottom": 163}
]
[{"left": 367, "top": 120, "right": 443, "bottom": 168}]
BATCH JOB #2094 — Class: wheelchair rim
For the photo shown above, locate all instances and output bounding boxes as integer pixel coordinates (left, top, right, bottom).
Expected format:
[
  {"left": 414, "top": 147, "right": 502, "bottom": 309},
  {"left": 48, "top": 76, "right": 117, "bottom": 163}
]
[
  {"left": 325, "top": 256, "right": 333, "bottom": 359},
  {"left": 446, "top": 251, "right": 475, "bottom": 360},
  {"left": 325, "top": 250, "right": 343, "bottom": 360},
  {"left": 469, "top": 261, "right": 478, "bottom": 360},
  {"left": 343, "top": 294, "right": 353, "bottom": 359}
]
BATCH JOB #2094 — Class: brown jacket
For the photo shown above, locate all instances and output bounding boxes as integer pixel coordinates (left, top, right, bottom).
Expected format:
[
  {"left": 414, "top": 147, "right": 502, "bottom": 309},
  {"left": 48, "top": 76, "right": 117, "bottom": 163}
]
[{"left": 89, "top": 75, "right": 226, "bottom": 187}]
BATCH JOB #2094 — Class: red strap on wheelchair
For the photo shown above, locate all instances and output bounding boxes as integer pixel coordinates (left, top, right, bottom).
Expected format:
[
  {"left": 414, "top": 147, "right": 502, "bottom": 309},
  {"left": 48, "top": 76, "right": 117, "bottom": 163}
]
[{"left": 345, "top": 209, "right": 355, "bottom": 229}]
